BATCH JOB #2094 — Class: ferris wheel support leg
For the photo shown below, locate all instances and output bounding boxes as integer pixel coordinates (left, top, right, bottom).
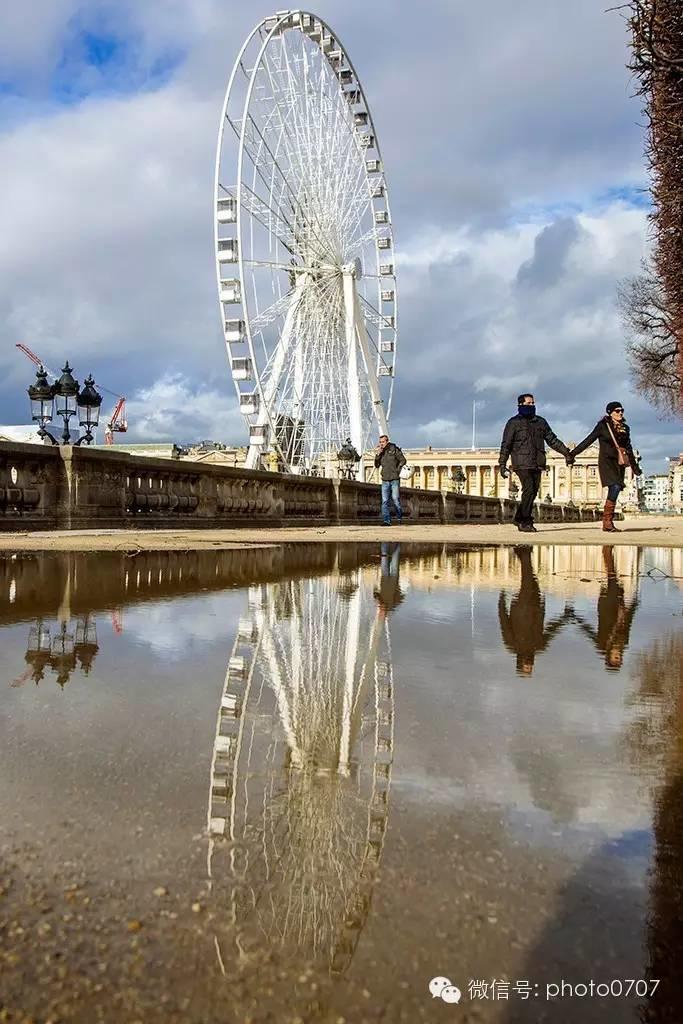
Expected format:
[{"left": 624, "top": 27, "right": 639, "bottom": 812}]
[
  {"left": 245, "top": 276, "right": 308, "bottom": 471},
  {"left": 339, "top": 578, "right": 361, "bottom": 776},
  {"left": 343, "top": 271, "right": 364, "bottom": 458},
  {"left": 352, "top": 281, "right": 389, "bottom": 438}
]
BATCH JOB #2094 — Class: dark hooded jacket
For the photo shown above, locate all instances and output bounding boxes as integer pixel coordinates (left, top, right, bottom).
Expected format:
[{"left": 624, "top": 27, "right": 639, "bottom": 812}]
[
  {"left": 498, "top": 546, "right": 571, "bottom": 673},
  {"left": 570, "top": 417, "right": 640, "bottom": 488},
  {"left": 499, "top": 414, "right": 571, "bottom": 472},
  {"left": 374, "top": 442, "right": 406, "bottom": 482}
]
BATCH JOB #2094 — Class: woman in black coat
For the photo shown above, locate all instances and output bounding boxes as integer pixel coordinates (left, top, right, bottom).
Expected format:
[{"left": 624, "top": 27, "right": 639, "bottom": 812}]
[{"left": 570, "top": 401, "right": 642, "bottom": 532}]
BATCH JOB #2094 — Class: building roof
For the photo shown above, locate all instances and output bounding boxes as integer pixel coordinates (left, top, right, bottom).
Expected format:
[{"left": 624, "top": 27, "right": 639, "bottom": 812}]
[
  {"left": 0, "top": 425, "right": 45, "bottom": 444},
  {"left": 91, "top": 442, "right": 181, "bottom": 457}
]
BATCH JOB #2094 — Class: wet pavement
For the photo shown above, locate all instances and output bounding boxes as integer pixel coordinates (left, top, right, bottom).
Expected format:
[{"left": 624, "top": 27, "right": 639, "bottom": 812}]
[{"left": 0, "top": 543, "right": 682, "bottom": 1023}]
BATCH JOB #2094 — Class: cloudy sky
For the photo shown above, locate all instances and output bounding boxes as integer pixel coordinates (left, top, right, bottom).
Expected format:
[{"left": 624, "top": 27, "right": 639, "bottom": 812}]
[{"left": 1, "top": 0, "right": 679, "bottom": 467}]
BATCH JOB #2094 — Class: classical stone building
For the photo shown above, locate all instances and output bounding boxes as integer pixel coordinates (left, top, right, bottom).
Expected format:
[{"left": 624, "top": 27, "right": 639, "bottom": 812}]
[{"left": 362, "top": 443, "right": 641, "bottom": 510}]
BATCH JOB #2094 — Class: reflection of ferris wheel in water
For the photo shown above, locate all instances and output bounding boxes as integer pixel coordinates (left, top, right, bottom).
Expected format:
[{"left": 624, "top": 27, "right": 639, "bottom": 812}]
[
  {"left": 207, "top": 568, "right": 395, "bottom": 973},
  {"left": 215, "top": 11, "right": 397, "bottom": 474}
]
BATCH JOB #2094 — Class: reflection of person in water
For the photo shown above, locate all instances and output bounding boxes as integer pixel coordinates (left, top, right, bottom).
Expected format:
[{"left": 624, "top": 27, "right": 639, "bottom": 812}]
[
  {"left": 374, "top": 543, "right": 405, "bottom": 617},
  {"left": 498, "top": 546, "right": 573, "bottom": 676},
  {"left": 573, "top": 547, "right": 639, "bottom": 670}
]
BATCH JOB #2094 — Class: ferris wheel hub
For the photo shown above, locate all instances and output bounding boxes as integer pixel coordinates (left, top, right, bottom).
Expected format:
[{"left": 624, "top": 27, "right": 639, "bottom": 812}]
[{"left": 341, "top": 258, "right": 363, "bottom": 280}]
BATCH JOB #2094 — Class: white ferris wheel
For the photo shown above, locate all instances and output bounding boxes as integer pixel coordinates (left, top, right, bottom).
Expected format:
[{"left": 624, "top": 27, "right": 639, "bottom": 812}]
[{"left": 215, "top": 10, "right": 397, "bottom": 474}]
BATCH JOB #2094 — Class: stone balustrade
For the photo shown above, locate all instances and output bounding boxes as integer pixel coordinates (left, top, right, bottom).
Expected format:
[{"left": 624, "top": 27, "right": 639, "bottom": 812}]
[{"left": 0, "top": 441, "right": 601, "bottom": 532}]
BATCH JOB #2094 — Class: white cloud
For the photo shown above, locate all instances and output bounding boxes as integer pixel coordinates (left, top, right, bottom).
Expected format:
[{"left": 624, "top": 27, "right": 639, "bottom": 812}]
[
  {"left": 415, "top": 418, "right": 461, "bottom": 443},
  {"left": 1, "top": 0, "right": 679, "bottom": 461},
  {"left": 126, "top": 373, "right": 243, "bottom": 443}
]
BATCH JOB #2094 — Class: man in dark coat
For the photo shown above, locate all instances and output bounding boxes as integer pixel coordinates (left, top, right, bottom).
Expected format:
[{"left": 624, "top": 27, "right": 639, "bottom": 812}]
[
  {"left": 498, "top": 546, "right": 573, "bottom": 675},
  {"left": 374, "top": 434, "right": 406, "bottom": 526},
  {"left": 499, "top": 393, "right": 573, "bottom": 532}
]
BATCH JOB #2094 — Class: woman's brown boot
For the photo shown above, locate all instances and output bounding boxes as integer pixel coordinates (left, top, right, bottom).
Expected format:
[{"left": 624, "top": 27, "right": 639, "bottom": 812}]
[{"left": 602, "top": 499, "right": 619, "bottom": 532}]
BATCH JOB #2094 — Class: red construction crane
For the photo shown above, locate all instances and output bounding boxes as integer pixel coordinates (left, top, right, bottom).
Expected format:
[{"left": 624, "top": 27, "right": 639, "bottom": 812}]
[
  {"left": 104, "top": 397, "right": 127, "bottom": 445},
  {"left": 16, "top": 342, "right": 127, "bottom": 444}
]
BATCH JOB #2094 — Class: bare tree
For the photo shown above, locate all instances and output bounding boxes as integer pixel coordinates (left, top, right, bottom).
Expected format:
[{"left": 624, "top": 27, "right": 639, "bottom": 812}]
[
  {"left": 618, "top": 1, "right": 683, "bottom": 410},
  {"left": 618, "top": 269, "right": 683, "bottom": 414}
]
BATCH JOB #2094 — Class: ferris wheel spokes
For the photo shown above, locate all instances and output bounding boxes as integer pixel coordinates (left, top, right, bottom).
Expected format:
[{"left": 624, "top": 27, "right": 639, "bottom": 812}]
[
  {"left": 245, "top": 275, "right": 308, "bottom": 469},
  {"left": 206, "top": 561, "right": 397, "bottom": 974}
]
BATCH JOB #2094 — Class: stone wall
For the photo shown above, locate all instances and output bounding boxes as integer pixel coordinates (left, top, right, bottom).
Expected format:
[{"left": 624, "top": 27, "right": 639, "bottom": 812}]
[{"left": 0, "top": 441, "right": 601, "bottom": 532}]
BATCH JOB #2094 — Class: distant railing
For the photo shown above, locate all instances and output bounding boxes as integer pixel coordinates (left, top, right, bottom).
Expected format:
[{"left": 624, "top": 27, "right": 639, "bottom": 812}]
[{"left": 0, "top": 442, "right": 601, "bottom": 532}]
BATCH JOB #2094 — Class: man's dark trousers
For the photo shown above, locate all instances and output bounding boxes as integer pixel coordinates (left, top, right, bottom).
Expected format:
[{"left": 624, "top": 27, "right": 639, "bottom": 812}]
[{"left": 514, "top": 469, "right": 542, "bottom": 525}]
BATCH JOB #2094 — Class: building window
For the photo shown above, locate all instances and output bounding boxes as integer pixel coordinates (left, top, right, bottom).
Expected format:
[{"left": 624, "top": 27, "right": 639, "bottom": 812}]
[{"left": 589, "top": 466, "right": 597, "bottom": 477}]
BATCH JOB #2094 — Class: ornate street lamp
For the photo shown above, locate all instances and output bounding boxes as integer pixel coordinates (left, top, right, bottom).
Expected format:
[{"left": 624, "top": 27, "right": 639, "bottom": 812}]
[
  {"left": 54, "top": 362, "right": 79, "bottom": 444},
  {"left": 51, "top": 622, "right": 76, "bottom": 689},
  {"left": 337, "top": 438, "right": 361, "bottom": 480},
  {"left": 26, "top": 363, "right": 102, "bottom": 445},
  {"left": 77, "top": 374, "right": 103, "bottom": 445},
  {"left": 27, "top": 367, "right": 56, "bottom": 442},
  {"left": 74, "top": 614, "right": 99, "bottom": 674},
  {"left": 453, "top": 467, "right": 466, "bottom": 494},
  {"left": 25, "top": 621, "right": 52, "bottom": 684}
]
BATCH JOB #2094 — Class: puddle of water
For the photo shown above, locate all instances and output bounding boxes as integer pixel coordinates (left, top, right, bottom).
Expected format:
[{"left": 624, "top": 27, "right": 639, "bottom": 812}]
[{"left": 0, "top": 543, "right": 682, "bottom": 1023}]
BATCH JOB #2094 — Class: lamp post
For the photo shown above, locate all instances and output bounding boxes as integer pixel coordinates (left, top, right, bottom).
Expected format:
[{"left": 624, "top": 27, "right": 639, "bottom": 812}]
[
  {"left": 54, "top": 363, "right": 79, "bottom": 444},
  {"left": 77, "top": 375, "right": 103, "bottom": 445},
  {"left": 27, "top": 368, "right": 55, "bottom": 444},
  {"left": 337, "top": 438, "right": 361, "bottom": 480},
  {"left": 27, "top": 364, "right": 102, "bottom": 445}
]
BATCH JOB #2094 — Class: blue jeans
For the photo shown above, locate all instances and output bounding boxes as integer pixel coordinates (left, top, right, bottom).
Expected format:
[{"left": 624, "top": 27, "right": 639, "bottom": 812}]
[
  {"left": 607, "top": 483, "right": 623, "bottom": 502},
  {"left": 381, "top": 479, "right": 402, "bottom": 524}
]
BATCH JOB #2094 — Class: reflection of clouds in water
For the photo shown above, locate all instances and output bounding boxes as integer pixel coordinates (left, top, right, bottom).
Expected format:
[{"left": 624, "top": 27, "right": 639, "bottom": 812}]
[
  {"left": 394, "top": 574, "right": 682, "bottom": 837},
  {"left": 122, "top": 591, "right": 245, "bottom": 657}
]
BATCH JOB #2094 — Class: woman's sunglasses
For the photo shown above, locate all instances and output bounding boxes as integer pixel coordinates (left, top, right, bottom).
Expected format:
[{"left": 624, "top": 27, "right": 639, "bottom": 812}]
[{"left": 613, "top": 408, "right": 624, "bottom": 414}]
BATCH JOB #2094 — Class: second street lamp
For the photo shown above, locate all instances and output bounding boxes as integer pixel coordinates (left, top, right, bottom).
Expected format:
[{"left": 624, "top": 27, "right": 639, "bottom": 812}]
[{"left": 54, "top": 362, "right": 79, "bottom": 444}]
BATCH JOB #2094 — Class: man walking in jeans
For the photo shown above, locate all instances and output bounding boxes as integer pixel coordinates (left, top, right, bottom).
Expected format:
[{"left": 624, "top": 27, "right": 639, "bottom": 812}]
[
  {"left": 499, "top": 393, "right": 572, "bottom": 533},
  {"left": 374, "top": 434, "right": 406, "bottom": 526}
]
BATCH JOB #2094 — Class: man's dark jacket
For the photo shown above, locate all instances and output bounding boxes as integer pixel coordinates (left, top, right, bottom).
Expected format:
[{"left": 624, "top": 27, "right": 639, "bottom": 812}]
[
  {"left": 374, "top": 442, "right": 406, "bottom": 481},
  {"left": 499, "top": 415, "right": 570, "bottom": 472}
]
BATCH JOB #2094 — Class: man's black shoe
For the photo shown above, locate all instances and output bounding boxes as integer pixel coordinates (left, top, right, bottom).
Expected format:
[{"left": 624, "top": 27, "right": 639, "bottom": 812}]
[{"left": 519, "top": 523, "right": 535, "bottom": 533}]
